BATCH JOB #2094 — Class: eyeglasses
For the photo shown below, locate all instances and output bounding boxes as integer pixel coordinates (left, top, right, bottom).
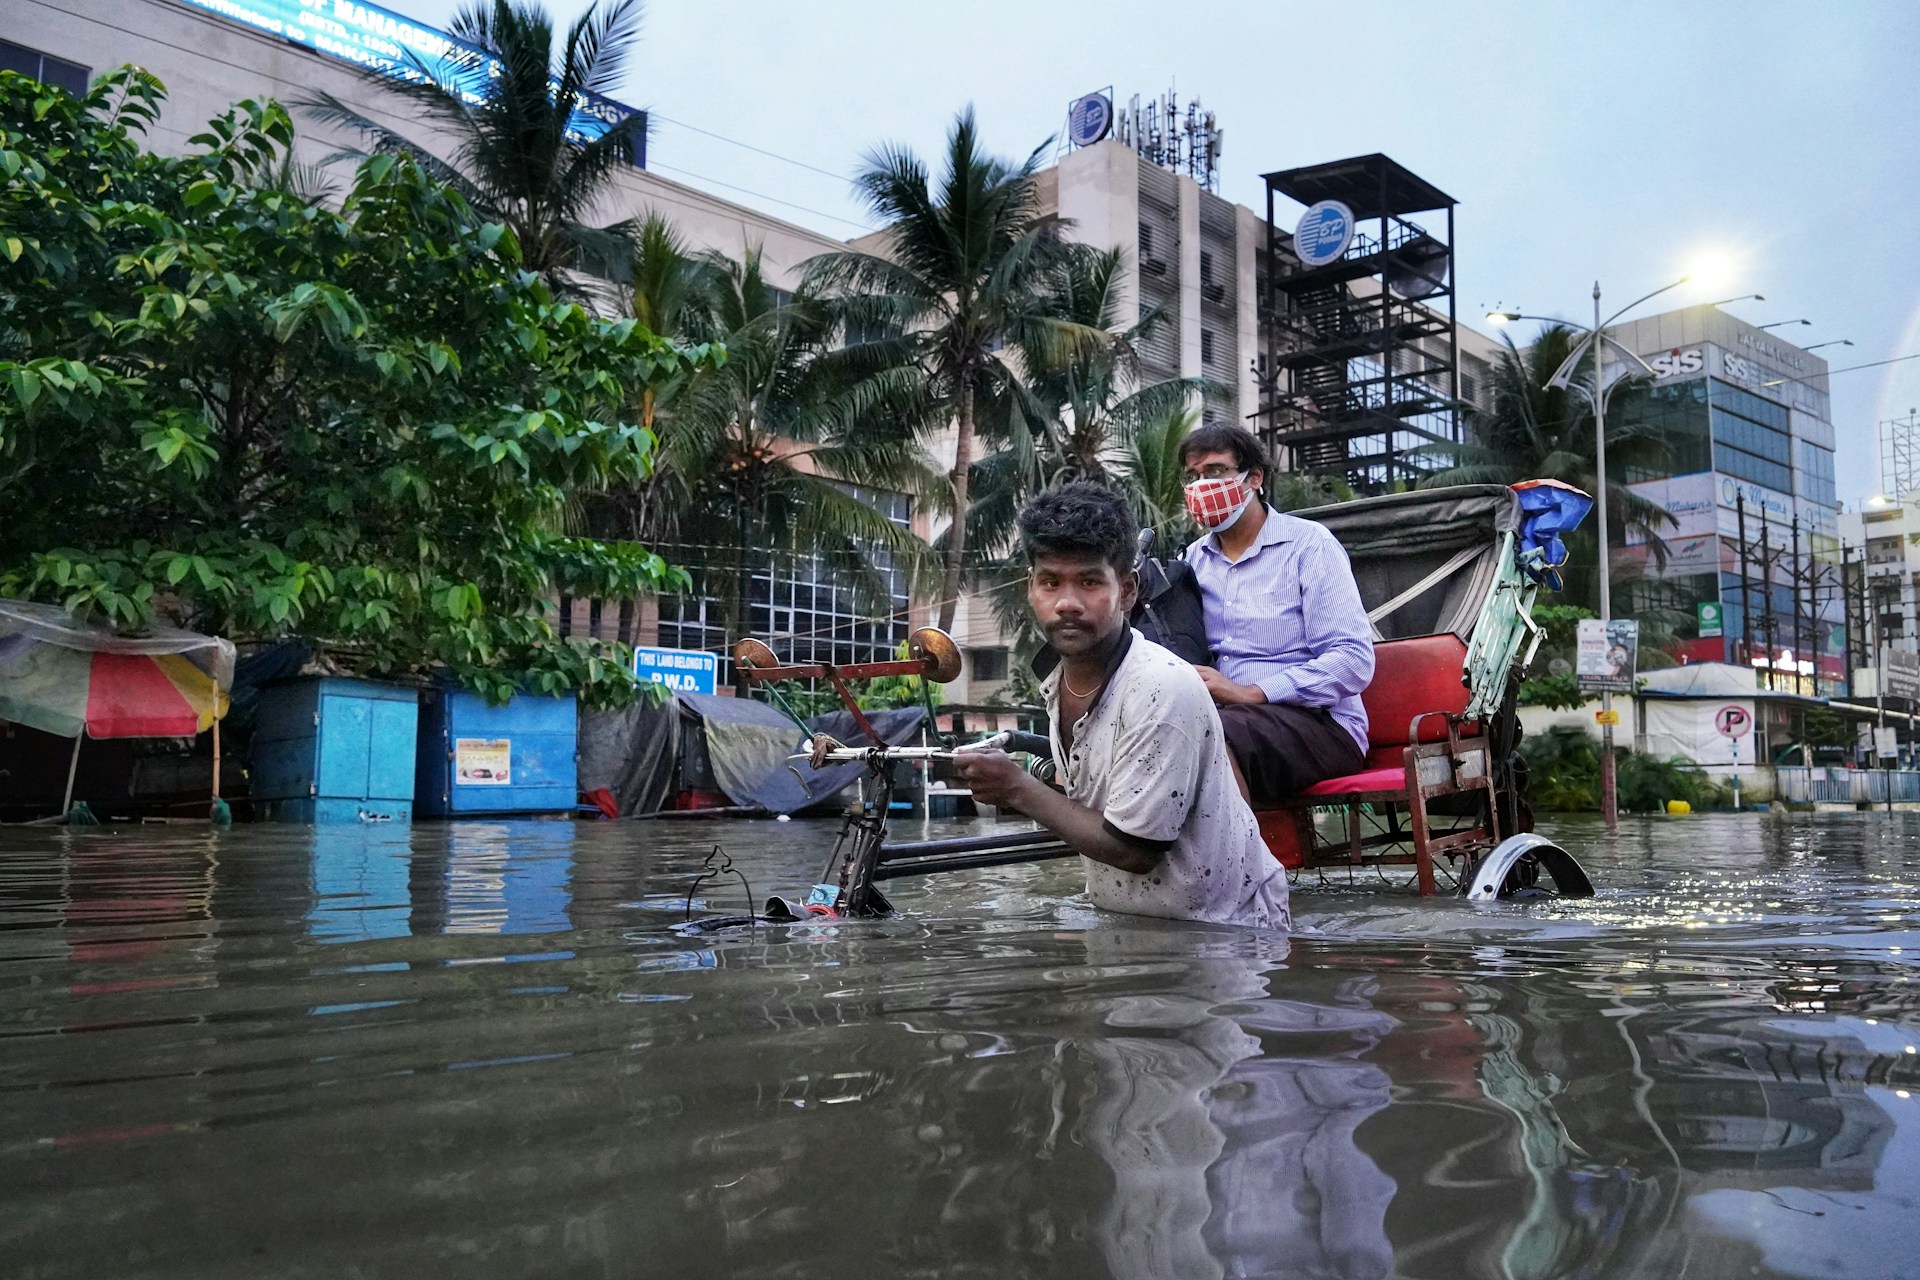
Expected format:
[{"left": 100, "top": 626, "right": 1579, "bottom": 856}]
[{"left": 1183, "top": 464, "right": 1241, "bottom": 482}]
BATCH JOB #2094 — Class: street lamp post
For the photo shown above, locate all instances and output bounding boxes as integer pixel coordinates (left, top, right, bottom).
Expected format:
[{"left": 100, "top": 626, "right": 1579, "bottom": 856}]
[{"left": 1488, "top": 286, "right": 1761, "bottom": 831}]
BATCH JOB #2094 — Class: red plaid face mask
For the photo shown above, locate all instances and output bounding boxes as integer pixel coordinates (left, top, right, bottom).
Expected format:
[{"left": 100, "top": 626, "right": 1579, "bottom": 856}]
[{"left": 1184, "top": 472, "right": 1254, "bottom": 530}]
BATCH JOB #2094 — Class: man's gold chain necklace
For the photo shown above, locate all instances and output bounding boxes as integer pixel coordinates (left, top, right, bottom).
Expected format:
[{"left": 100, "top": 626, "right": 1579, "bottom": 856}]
[{"left": 1062, "top": 673, "right": 1104, "bottom": 699}]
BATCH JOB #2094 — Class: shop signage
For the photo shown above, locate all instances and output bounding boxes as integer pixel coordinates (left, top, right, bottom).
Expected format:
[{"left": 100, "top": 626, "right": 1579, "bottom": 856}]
[
  {"left": 1294, "top": 200, "right": 1355, "bottom": 268},
  {"left": 634, "top": 646, "right": 718, "bottom": 695},
  {"left": 1646, "top": 347, "right": 1705, "bottom": 381},
  {"left": 1721, "top": 351, "right": 1773, "bottom": 387},
  {"left": 1066, "top": 91, "right": 1114, "bottom": 147},
  {"left": 1697, "top": 601, "right": 1724, "bottom": 638},
  {"left": 1884, "top": 647, "right": 1920, "bottom": 701},
  {"left": 175, "top": 0, "right": 641, "bottom": 150},
  {"left": 1576, "top": 618, "right": 1638, "bottom": 694},
  {"left": 1626, "top": 474, "right": 1716, "bottom": 543},
  {"left": 1876, "top": 727, "right": 1900, "bottom": 759},
  {"left": 1661, "top": 534, "right": 1722, "bottom": 575},
  {"left": 1736, "top": 330, "right": 1808, "bottom": 372},
  {"left": 1718, "top": 475, "right": 1793, "bottom": 525},
  {"left": 1595, "top": 708, "right": 1620, "bottom": 726}
]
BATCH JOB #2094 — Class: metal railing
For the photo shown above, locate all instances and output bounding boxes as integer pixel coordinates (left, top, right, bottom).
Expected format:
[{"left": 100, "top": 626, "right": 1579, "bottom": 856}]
[{"left": 1775, "top": 766, "right": 1920, "bottom": 804}]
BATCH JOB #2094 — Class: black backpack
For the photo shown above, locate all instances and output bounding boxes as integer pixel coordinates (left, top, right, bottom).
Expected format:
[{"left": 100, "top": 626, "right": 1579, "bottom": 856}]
[{"left": 1133, "top": 548, "right": 1212, "bottom": 666}]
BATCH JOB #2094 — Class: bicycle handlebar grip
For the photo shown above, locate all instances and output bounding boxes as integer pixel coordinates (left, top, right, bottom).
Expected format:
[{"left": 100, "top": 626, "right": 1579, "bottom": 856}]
[{"left": 1002, "top": 730, "right": 1054, "bottom": 760}]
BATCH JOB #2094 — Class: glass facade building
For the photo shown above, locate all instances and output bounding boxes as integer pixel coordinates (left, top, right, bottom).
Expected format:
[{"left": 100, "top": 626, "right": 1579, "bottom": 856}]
[{"left": 1611, "top": 307, "right": 1842, "bottom": 693}]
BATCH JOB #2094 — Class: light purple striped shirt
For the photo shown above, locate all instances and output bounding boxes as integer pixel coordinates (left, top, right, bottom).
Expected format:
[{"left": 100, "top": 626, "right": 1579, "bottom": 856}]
[{"left": 1185, "top": 507, "right": 1375, "bottom": 750}]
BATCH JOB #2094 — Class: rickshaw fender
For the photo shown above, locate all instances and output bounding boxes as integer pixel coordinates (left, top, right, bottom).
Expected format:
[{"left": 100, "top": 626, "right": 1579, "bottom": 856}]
[{"left": 1467, "top": 833, "right": 1595, "bottom": 902}]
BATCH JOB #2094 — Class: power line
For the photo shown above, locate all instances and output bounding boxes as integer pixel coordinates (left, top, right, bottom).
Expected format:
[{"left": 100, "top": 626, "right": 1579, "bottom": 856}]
[
  {"left": 1760, "top": 351, "right": 1920, "bottom": 390},
  {"left": 650, "top": 113, "right": 850, "bottom": 184},
  {"left": 646, "top": 161, "right": 874, "bottom": 234}
]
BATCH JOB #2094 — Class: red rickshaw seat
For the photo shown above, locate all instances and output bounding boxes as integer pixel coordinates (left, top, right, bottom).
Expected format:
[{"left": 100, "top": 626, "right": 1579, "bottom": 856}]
[{"left": 1260, "top": 633, "right": 1484, "bottom": 892}]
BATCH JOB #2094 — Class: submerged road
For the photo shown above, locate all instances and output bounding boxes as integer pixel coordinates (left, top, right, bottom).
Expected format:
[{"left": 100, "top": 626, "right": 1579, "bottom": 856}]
[{"left": 2, "top": 813, "right": 1917, "bottom": 1279}]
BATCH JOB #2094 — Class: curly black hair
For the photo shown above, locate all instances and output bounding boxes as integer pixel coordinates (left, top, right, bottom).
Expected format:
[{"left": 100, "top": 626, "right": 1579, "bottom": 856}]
[
  {"left": 1177, "top": 421, "right": 1269, "bottom": 476},
  {"left": 1018, "top": 480, "right": 1138, "bottom": 572}
]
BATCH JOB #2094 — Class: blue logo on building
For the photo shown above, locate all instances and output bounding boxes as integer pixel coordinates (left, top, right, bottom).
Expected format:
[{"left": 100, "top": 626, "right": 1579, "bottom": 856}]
[
  {"left": 1067, "top": 92, "right": 1113, "bottom": 148},
  {"left": 633, "top": 647, "right": 718, "bottom": 695},
  {"left": 1294, "top": 199, "right": 1356, "bottom": 268}
]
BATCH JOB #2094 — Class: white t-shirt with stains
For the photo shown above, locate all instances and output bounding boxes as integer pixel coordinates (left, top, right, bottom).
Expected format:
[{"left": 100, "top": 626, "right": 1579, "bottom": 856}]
[{"left": 1043, "top": 631, "right": 1290, "bottom": 930}]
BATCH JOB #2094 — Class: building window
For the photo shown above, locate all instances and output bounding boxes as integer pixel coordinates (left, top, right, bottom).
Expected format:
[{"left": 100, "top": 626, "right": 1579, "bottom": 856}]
[
  {"left": 1618, "top": 379, "right": 1711, "bottom": 483},
  {"left": 1138, "top": 222, "right": 1154, "bottom": 257},
  {"left": 0, "top": 41, "right": 89, "bottom": 94},
  {"left": 1200, "top": 329, "right": 1215, "bottom": 366},
  {"left": 657, "top": 486, "right": 913, "bottom": 686},
  {"left": 1200, "top": 250, "right": 1214, "bottom": 284},
  {"left": 968, "top": 648, "right": 1008, "bottom": 683}
]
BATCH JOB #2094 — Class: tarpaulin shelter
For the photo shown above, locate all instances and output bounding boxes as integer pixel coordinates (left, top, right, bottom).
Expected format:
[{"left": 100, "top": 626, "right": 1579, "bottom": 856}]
[
  {"left": 0, "top": 600, "right": 233, "bottom": 737},
  {"left": 579, "top": 692, "right": 923, "bottom": 817},
  {"left": 0, "top": 600, "right": 235, "bottom": 817}
]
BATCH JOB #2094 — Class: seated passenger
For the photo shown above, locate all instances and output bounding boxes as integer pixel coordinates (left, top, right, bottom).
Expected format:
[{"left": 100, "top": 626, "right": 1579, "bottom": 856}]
[
  {"left": 1179, "top": 424, "right": 1374, "bottom": 804},
  {"left": 954, "top": 482, "right": 1288, "bottom": 930}
]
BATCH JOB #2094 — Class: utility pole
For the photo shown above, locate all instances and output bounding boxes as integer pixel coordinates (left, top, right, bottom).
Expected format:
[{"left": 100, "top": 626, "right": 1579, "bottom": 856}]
[
  {"left": 1759, "top": 505, "right": 1778, "bottom": 692},
  {"left": 1591, "top": 282, "right": 1618, "bottom": 834},
  {"left": 1790, "top": 517, "right": 1804, "bottom": 696},
  {"left": 1738, "top": 491, "right": 1754, "bottom": 668}
]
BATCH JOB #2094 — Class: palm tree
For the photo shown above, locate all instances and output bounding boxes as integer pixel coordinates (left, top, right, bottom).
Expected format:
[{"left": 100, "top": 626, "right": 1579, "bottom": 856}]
[
  {"left": 575, "top": 215, "right": 719, "bottom": 554},
  {"left": 804, "top": 107, "right": 1100, "bottom": 631},
  {"left": 653, "top": 248, "right": 936, "bottom": 686},
  {"left": 968, "top": 247, "right": 1205, "bottom": 546},
  {"left": 305, "top": 0, "right": 649, "bottom": 286},
  {"left": 1422, "top": 324, "right": 1675, "bottom": 611}
]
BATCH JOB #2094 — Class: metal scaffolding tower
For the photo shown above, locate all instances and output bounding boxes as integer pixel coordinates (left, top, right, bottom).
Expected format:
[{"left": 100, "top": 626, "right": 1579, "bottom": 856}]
[
  {"left": 1256, "top": 154, "right": 1458, "bottom": 494},
  {"left": 1880, "top": 408, "right": 1920, "bottom": 501}
]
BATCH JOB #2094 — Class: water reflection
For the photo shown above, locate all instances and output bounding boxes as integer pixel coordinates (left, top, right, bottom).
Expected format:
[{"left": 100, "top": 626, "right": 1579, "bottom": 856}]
[
  {"left": 1072, "top": 930, "right": 1394, "bottom": 1280},
  {"left": 0, "top": 815, "right": 1916, "bottom": 1278}
]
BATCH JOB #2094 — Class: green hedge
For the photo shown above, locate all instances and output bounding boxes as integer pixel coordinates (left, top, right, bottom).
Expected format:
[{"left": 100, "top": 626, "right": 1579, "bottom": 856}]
[{"left": 1518, "top": 726, "right": 1732, "bottom": 813}]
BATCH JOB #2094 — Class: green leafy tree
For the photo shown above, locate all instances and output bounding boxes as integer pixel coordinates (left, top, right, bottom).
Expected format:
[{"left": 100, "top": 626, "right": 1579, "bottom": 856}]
[
  {"left": 305, "top": 0, "right": 650, "bottom": 286},
  {"left": 805, "top": 108, "right": 1100, "bottom": 630},
  {"left": 1517, "top": 603, "right": 1593, "bottom": 710},
  {"left": 0, "top": 68, "right": 713, "bottom": 706}
]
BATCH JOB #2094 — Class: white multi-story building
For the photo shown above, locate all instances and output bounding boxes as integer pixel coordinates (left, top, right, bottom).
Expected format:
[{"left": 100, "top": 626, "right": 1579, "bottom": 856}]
[{"left": 1840, "top": 498, "right": 1919, "bottom": 661}]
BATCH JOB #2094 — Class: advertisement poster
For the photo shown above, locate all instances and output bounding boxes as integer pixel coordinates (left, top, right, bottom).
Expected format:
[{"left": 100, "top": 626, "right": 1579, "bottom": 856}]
[
  {"left": 454, "top": 738, "right": 512, "bottom": 786},
  {"left": 1576, "top": 618, "right": 1639, "bottom": 694}
]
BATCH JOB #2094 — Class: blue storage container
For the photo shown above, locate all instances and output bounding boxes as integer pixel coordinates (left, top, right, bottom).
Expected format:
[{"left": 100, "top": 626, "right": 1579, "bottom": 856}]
[
  {"left": 413, "top": 689, "right": 577, "bottom": 817},
  {"left": 251, "top": 678, "right": 419, "bottom": 824}
]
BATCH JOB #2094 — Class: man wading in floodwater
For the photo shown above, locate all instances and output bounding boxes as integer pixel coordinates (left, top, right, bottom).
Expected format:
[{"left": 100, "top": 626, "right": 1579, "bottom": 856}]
[{"left": 954, "top": 482, "right": 1289, "bottom": 930}]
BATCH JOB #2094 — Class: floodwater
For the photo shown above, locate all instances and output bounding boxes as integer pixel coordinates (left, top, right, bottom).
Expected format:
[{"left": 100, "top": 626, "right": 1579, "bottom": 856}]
[{"left": 2, "top": 814, "right": 1918, "bottom": 1280}]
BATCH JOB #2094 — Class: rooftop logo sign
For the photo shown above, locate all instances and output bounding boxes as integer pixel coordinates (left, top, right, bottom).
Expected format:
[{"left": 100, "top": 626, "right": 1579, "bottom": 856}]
[
  {"left": 1066, "top": 91, "right": 1113, "bottom": 148},
  {"left": 1294, "top": 200, "right": 1355, "bottom": 268}
]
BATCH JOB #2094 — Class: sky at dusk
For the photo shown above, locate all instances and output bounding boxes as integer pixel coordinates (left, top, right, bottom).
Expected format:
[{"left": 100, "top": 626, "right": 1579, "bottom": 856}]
[{"left": 398, "top": 0, "right": 1920, "bottom": 508}]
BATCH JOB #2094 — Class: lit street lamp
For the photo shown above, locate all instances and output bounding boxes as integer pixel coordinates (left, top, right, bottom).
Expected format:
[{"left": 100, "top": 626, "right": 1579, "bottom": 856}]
[{"left": 1487, "top": 285, "right": 1761, "bottom": 831}]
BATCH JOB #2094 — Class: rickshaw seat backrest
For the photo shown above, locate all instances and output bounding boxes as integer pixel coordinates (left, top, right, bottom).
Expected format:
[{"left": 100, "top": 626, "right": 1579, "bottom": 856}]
[{"left": 1361, "top": 634, "right": 1470, "bottom": 765}]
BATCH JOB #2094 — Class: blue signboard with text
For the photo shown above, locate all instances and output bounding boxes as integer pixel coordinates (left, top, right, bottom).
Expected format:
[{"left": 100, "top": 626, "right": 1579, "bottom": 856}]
[
  {"left": 176, "top": 0, "right": 643, "bottom": 155},
  {"left": 633, "top": 646, "right": 718, "bottom": 695}
]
